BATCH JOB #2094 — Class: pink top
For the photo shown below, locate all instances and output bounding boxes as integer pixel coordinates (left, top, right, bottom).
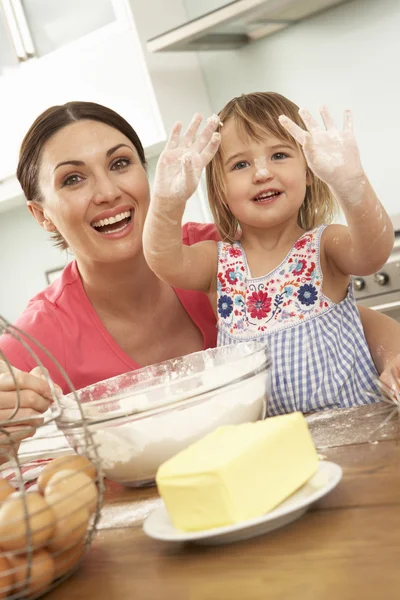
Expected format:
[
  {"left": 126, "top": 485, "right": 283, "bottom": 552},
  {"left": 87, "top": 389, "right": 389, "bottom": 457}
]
[{"left": 0, "top": 222, "right": 219, "bottom": 392}]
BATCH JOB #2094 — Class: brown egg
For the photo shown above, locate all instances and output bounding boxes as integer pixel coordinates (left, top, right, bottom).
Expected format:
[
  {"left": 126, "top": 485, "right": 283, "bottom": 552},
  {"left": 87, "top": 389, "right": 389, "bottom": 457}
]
[
  {"left": 52, "top": 541, "right": 85, "bottom": 579},
  {"left": 0, "top": 479, "right": 13, "bottom": 503},
  {"left": 0, "top": 492, "right": 56, "bottom": 551},
  {"left": 45, "top": 469, "right": 98, "bottom": 515},
  {"left": 37, "top": 455, "right": 97, "bottom": 493},
  {"left": 46, "top": 493, "right": 90, "bottom": 552},
  {"left": 8, "top": 549, "right": 54, "bottom": 596},
  {"left": 0, "top": 554, "right": 14, "bottom": 600}
]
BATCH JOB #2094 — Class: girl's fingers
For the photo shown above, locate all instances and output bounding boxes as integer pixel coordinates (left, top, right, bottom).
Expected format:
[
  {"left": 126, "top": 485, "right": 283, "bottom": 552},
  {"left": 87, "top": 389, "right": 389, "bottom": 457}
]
[
  {"left": 298, "top": 108, "right": 321, "bottom": 133},
  {"left": 195, "top": 115, "right": 220, "bottom": 154},
  {"left": 320, "top": 106, "right": 336, "bottom": 130},
  {"left": 182, "top": 113, "right": 203, "bottom": 148},
  {"left": 343, "top": 109, "right": 354, "bottom": 131},
  {"left": 165, "top": 122, "right": 182, "bottom": 150},
  {"left": 278, "top": 115, "right": 307, "bottom": 146},
  {"left": 200, "top": 132, "right": 221, "bottom": 166},
  {"left": 181, "top": 153, "right": 198, "bottom": 192}
]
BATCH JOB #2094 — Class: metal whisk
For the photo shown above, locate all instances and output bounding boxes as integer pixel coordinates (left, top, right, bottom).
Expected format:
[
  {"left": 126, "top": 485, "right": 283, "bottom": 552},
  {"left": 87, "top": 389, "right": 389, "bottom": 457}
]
[{"left": 0, "top": 314, "right": 104, "bottom": 599}]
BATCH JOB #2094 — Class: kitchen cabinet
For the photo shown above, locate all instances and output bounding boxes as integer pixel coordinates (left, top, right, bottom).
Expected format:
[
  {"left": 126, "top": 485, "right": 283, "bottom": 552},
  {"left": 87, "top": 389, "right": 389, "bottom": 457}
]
[
  {"left": 18, "top": 0, "right": 115, "bottom": 58},
  {"left": 0, "top": 0, "right": 165, "bottom": 190},
  {"left": 147, "top": 0, "right": 352, "bottom": 52},
  {"left": 0, "top": 6, "right": 20, "bottom": 74}
]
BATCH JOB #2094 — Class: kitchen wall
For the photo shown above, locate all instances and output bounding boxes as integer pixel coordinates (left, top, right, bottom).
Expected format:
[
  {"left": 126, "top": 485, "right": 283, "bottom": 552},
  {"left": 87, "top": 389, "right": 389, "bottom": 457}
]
[
  {"left": 1, "top": 0, "right": 399, "bottom": 322},
  {"left": 0, "top": 205, "right": 68, "bottom": 322},
  {"left": 195, "top": 0, "right": 400, "bottom": 217}
]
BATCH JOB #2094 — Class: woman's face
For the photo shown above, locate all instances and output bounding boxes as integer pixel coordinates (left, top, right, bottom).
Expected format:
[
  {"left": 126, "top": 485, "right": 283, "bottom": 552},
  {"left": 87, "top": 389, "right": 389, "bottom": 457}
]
[{"left": 33, "top": 119, "right": 150, "bottom": 264}]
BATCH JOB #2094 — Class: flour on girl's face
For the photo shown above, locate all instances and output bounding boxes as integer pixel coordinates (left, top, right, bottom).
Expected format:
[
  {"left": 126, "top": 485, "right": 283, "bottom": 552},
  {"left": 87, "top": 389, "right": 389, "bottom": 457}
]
[{"left": 254, "top": 156, "right": 270, "bottom": 179}]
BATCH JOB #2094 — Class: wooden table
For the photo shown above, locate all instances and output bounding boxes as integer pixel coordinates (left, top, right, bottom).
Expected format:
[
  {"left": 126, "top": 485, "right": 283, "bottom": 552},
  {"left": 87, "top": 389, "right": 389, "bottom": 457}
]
[{"left": 46, "top": 405, "right": 400, "bottom": 600}]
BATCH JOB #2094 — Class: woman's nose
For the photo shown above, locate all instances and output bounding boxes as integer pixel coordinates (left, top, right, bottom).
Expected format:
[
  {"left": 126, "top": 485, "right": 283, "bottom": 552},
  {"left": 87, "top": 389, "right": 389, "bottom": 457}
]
[{"left": 92, "top": 174, "right": 121, "bottom": 204}]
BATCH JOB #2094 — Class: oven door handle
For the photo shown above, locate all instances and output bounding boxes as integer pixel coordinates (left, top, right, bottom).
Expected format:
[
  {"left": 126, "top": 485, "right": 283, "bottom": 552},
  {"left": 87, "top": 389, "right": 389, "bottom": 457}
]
[{"left": 371, "top": 299, "right": 400, "bottom": 313}]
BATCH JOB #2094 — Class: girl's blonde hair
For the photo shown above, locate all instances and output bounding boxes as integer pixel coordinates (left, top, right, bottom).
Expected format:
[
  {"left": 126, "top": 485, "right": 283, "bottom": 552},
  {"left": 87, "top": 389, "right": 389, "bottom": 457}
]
[{"left": 206, "top": 92, "right": 338, "bottom": 242}]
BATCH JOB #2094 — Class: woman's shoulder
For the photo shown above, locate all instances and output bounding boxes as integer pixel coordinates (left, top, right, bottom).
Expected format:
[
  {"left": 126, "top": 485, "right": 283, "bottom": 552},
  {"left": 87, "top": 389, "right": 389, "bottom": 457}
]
[
  {"left": 28, "top": 261, "right": 80, "bottom": 307},
  {"left": 0, "top": 300, "right": 64, "bottom": 374},
  {"left": 7, "top": 261, "right": 79, "bottom": 329}
]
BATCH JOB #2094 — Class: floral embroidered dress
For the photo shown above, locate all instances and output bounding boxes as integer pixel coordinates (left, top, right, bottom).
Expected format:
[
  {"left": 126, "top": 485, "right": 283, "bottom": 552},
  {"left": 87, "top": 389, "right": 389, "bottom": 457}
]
[{"left": 216, "top": 226, "right": 380, "bottom": 415}]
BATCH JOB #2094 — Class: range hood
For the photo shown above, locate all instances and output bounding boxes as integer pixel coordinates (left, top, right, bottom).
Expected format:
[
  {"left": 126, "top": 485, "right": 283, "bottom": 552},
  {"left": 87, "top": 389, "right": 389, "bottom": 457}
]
[{"left": 147, "top": 0, "right": 351, "bottom": 52}]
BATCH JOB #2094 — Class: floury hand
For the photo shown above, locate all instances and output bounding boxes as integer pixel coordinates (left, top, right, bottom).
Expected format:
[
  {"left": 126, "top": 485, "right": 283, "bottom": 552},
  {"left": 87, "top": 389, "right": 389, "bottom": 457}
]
[
  {"left": 279, "top": 107, "right": 365, "bottom": 202},
  {"left": 152, "top": 113, "right": 221, "bottom": 207}
]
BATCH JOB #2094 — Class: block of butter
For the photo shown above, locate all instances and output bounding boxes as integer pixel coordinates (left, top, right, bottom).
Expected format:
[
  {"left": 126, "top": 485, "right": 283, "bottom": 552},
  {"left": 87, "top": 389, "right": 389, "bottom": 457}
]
[{"left": 156, "top": 412, "right": 319, "bottom": 531}]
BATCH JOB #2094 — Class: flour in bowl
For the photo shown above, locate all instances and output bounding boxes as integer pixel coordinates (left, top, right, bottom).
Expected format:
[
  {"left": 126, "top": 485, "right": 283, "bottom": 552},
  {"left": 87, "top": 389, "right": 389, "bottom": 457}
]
[{"left": 57, "top": 343, "right": 270, "bottom": 486}]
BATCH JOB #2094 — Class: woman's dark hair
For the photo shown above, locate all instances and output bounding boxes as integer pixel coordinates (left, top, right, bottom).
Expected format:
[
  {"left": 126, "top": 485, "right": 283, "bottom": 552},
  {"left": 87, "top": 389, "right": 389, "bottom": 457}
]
[{"left": 17, "top": 101, "right": 147, "bottom": 249}]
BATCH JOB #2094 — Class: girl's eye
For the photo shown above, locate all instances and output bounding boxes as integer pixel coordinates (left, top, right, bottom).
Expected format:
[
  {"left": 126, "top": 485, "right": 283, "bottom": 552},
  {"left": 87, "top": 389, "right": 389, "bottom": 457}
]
[
  {"left": 61, "top": 174, "right": 83, "bottom": 187},
  {"left": 111, "top": 158, "right": 131, "bottom": 170},
  {"left": 232, "top": 161, "right": 249, "bottom": 171},
  {"left": 272, "top": 152, "right": 289, "bottom": 161}
]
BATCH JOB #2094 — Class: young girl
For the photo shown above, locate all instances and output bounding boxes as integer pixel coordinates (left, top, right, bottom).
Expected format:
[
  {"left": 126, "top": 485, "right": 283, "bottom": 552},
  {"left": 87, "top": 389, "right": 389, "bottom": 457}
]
[{"left": 143, "top": 92, "right": 395, "bottom": 415}]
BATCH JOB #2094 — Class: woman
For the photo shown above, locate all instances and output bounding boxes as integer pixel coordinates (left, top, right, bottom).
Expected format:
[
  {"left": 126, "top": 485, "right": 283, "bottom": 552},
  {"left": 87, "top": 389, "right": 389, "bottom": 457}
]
[
  {"left": 0, "top": 102, "right": 221, "bottom": 396},
  {"left": 0, "top": 101, "right": 399, "bottom": 410}
]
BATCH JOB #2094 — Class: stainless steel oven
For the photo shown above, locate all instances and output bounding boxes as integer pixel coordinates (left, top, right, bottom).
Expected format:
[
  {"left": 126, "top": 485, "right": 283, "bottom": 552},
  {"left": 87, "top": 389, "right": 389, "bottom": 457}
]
[{"left": 354, "top": 215, "right": 400, "bottom": 322}]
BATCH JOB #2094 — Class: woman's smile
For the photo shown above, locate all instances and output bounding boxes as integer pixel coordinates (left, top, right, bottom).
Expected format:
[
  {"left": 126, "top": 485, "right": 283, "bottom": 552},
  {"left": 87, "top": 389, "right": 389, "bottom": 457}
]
[{"left": 91, "top": 207, "right": 134, "bottom": 237}]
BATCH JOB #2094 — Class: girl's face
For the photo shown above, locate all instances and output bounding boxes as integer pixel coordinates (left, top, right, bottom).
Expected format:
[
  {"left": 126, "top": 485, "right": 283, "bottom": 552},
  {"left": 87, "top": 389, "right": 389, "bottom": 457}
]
[
  {"left": 31, "top": 119, "right": 150, "bottom": 265},
  {"left": 221, "top": 119, "right": 309, "bottom": 232}
]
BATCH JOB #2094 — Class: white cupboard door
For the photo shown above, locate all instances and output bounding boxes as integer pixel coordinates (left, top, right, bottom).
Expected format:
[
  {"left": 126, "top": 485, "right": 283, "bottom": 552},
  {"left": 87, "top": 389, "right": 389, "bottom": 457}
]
[
  {"left": 0, "top": 6, "right": 22, "bottom": 75},
  {"left": 0, "top": 0, "right": 165, "bottom": 184},
  {"left": 20, "top": 0, "right": 116, "bottom": 57}
]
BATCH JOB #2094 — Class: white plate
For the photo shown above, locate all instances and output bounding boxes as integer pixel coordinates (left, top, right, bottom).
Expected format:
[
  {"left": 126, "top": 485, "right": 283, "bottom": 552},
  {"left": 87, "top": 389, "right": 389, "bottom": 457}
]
[{"left": 143, "top": 461, "right": 342, "bottom": 546}]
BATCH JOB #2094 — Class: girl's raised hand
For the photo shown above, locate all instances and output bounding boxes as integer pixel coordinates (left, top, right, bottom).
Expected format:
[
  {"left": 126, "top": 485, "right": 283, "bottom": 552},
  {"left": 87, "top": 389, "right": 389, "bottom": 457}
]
[
  {"left": 279, "top": 107, "right": 364, "bottom": 193},
  {"left": 153, "top": 113, "right": 221, "bottom": 206}
]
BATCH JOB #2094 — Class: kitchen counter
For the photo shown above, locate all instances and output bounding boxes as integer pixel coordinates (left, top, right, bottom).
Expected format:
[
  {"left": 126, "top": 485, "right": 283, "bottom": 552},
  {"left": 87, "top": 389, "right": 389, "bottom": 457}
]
[{"left": 45, "top": 403, "right": 400, "bottom": 600}]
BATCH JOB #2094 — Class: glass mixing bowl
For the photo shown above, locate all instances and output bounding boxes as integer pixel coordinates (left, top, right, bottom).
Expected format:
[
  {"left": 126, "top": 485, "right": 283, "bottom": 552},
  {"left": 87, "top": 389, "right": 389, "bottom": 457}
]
[{"left": 56, "top": 341, "right": 271, "bottom": 487}]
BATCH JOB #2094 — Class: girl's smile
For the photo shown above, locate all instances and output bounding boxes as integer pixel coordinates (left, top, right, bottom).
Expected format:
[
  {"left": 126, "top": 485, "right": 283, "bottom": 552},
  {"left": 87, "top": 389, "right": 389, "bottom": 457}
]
[{"left": 252, "top": 188, "right": 283, "bottom": 204}]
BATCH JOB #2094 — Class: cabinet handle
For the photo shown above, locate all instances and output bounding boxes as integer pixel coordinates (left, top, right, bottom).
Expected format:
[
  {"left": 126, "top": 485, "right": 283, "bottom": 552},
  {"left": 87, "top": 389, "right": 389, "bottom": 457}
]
[
  {"left": 1, "top": 0, "right": 28, "bottom": 60},
  {"left": 371, "top": 300, "right": 400, "bottom": 313},
  {"left": 10, "top": 0, "right": 36, "bottom": 56}
]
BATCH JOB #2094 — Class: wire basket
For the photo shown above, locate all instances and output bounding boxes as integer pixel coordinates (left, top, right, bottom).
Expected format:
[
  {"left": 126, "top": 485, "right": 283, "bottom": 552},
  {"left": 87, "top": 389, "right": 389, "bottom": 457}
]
[{"left": 0, "top": 315, "right": 104, "bottom": 599}]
